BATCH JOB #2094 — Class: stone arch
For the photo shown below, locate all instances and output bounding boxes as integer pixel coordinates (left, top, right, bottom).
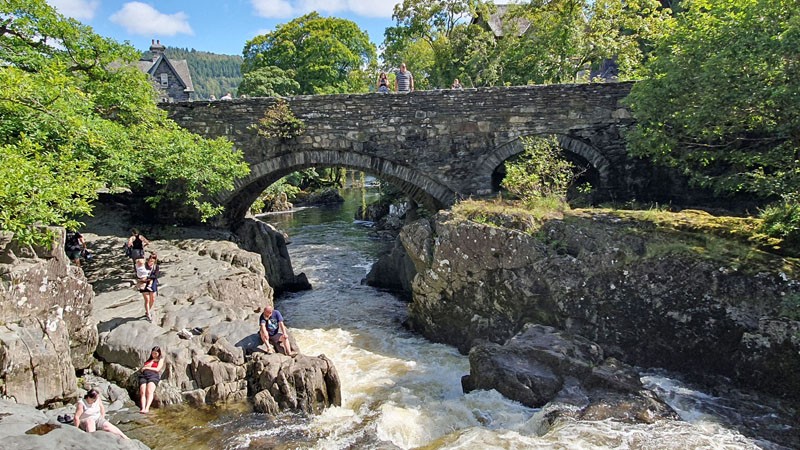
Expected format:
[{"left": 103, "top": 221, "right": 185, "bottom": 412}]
[
  {"left": 477, "top": 134, "right": 612, "bottom": 192},
  {"left": 218, "top": 149, "right": 457, "bottom": 223}
]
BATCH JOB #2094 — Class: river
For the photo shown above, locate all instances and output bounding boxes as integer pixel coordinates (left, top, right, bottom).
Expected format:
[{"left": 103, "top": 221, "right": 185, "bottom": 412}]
[{"left": 142, "top": 189, "right": 796, "bottom": 450}]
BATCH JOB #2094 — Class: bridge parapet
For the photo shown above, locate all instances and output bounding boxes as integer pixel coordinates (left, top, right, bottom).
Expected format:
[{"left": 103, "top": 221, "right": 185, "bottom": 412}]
[{"left": 164, "top": 82, "right": 638, "bottom": 223}]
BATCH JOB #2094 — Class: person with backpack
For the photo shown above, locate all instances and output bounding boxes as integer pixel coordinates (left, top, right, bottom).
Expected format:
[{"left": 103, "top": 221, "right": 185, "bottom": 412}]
[
  {"left": 65, "top": 230, "right": 86, "bottom": 267},
  {"left": 126, "top": 229, "right": 149, "bottom": 261}
]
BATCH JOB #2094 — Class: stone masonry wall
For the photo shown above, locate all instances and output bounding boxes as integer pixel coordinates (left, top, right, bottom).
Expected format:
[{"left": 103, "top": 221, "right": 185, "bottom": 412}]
[{"left": 162, "top": 83, "right": 686, "bottom": 222}]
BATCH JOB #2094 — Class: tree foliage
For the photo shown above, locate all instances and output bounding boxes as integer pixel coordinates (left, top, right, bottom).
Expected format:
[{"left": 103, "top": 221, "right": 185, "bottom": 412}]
[
  {"left": 0, "top": 0, "right": 249, "bottom": 244},
  {"left": 382, "top": 0, "right": 492, "bottom": 88},
  {"left": 626, "top": 0, "right": 800, "bottom": 199},
  {"left": 237, "top": 66, "right": 300, "bottom": 97},
  {"left": 242, "top": 13, "right": 377, "bottom": 95},
  {"left": 381, "top": 0, "right": 673, "bottom": 87}
]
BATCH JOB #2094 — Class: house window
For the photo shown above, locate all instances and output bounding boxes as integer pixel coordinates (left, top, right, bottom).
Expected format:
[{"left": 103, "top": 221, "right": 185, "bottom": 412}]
[{"left": 160, "top": 73, "right": 168, "bottom": 87}]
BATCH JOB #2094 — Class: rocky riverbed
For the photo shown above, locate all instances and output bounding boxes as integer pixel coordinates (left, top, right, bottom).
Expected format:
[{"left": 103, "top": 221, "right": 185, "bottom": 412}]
[{"left": 0, "top": 203, "right": 338, "bottom": 448}]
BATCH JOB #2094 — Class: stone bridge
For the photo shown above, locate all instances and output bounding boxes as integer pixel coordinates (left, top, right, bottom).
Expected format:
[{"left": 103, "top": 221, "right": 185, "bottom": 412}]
[{"left": 164, "top": 82, "right": 646, "bottom": 224}]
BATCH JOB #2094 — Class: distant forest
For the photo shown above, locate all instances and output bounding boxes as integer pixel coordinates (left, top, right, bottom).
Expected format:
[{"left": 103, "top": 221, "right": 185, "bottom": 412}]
[{"left": 141, "top": 47, "right": 243, "bottom": 100}]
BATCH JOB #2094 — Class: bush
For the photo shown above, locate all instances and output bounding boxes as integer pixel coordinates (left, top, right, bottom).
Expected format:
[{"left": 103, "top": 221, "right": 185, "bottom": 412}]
[
  {"left": 252, "top": 99, "right": 305, "bottom": 140},
  {"left": 501, "top": 135, "right": 577, "bottom": 208},
  {"left": 759, "top": 192, "right": 800, "bottom": 252}
]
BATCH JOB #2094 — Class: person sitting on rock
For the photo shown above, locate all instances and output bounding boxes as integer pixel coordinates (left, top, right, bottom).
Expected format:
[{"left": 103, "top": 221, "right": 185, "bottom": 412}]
[
  {"left": 138, "top": 346, "right": 164, "bottom": 413},
  {"left": 73, "top": 388, "right": 130, "bottom": 440},
  {"left": 259, "top": 304, "right": 295, "bottom": 356}
]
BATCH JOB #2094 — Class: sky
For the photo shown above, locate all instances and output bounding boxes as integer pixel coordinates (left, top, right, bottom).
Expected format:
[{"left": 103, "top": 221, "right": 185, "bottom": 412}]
[{"left": 44, "top": 0, "right": 406, "bottom": 56}]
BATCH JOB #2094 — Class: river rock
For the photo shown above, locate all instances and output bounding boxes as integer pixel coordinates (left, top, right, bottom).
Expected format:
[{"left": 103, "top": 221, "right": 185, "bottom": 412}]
[
  {"left": 362, "top": 237, "right": 415, "bottom": 299},
  {"left": 462, "top": 324, "right": 677, "bottom": 423},
  {"left": 234, "top": 218, "right": 311, "bottom": 293},
  {"left": 208, "top": 337, "right": 245, "bottom": 365},
  {"left": 250, "top": 353, "right": 341, "bottom": 414},
  {"left": 399, "top": 211, "right": 800, "bottom": 400}
]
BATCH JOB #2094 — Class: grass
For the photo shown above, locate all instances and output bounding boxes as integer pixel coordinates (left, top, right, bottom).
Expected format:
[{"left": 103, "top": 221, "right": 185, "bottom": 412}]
[
  {"left": 450, "top": 198, "right": 799, "bottom": 276},
  {"left": 452, "top": 197, "right": 566, "bottom": 234}
]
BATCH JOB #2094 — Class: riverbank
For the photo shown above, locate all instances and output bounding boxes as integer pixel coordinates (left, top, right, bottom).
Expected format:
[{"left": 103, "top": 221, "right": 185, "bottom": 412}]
[
  {"left": 0, "top": 200, "right": 339, "bottom": 448},
  {"left": 368, "top": 200, "right": 800, "bottom": 447},
  {"left": 3, "top": 195, "right": 799, "bottom": 448}
]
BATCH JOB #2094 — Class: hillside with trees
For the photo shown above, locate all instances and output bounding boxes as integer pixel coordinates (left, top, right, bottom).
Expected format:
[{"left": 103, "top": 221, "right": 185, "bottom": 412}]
[{"left": 141, "top": 47, "right": 243, "bottom": 100}]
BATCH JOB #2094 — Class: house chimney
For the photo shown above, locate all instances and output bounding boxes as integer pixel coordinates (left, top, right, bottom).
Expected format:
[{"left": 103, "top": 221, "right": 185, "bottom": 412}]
[{"left": 149, "top": 39, "right": 166, "bottom": 60}]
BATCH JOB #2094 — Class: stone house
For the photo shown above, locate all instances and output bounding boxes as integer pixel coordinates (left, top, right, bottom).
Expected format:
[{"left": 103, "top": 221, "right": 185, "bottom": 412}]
[{"left": 137, "top": 39, "right": 194, "bottom": 102}]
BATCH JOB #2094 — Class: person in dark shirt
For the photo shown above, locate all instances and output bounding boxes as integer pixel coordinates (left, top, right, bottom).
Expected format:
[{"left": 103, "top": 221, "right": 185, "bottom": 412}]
[
  {"left": 127, "top": 229, "right": 149, "bottom": 261},
  {"left": 65, "top": 230, "right": 86, "bottom": 267},
  {"left": 258, "top": 304, "right": 295, "bottom": 356}
]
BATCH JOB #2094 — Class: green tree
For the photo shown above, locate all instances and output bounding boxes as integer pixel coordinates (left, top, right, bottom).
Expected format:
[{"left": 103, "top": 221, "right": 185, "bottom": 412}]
[
  {"left": 242, "top": 13, "right": 377, "bottom": 95},
  {"left": 626, "top": 0, "right": 800, "bottom": 198},
  {"left": 237, "top": 66, "right": 300, "bottom": 97},
  {"left": 500, "top": 0, "right": 671, "bottom": 85},
  {"left": 0, "top": 0, "right": 249, "bottom": 244},
  {"left": 382, "top": 0, "right": 494, "bottom": 88}
]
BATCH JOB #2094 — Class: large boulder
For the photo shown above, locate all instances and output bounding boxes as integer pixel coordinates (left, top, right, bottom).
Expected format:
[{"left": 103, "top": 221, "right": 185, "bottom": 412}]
[
  {"left": 462, "top": 324, "right": 677, "bottom": 423},
  {"left": 0, "top": 229, "right": 98, "bottom": 406},
  {"left": 234, "top": 218, "right": 310, "bottom": 293},
  {"left": 249, "top": 352, "right": 341, "bottom": 415},
  {"left": 362, "top": 237, "right": 415, "bottom": 298}
]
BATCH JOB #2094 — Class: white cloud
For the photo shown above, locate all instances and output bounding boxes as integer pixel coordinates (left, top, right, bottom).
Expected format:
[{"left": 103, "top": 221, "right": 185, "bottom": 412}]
[
  {"left": 251, "top": 0, "right": 400, "bottom": 19},
  {"left": 109, "top": 2, "right": 193, "bottom": 36},
  {"left": 251, "top": 0, "right": 294, "bottom": 18},
  {"left": 344, "top": 0, "right": 399, "bottom": 18},
  {"left": 47, "top": 0, "right": 101, "bottom": 21}
]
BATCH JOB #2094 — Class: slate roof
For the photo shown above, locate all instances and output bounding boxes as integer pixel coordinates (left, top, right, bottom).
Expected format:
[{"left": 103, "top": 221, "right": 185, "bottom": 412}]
[{"left": 138, "top": 55, "right": 195, "bottom": 93}]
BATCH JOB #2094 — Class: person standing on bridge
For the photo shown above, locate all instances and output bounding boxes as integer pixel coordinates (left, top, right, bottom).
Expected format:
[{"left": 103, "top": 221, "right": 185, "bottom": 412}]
[
  {"left": 377, "top": 71, "right": 390, "bottom": 93},
  {"left": 395, "top": 63, "right": 414, "bottom": 93}
]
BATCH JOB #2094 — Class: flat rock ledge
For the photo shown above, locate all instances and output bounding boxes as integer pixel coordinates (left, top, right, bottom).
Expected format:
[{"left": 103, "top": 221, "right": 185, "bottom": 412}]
[
  {"left": 86, "top": 226, "right": 340, "bottom": 416},
  {"left": 0, "top": 399, "right": 149, "bottom": 450}
]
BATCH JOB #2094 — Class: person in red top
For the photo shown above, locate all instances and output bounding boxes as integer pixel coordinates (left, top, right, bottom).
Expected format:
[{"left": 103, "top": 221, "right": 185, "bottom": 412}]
[{"left": 138, "top": 346, "right": 164, "bottom": 413}]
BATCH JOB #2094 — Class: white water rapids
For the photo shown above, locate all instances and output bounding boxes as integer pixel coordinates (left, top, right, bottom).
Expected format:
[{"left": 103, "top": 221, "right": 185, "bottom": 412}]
[{"left": 205, "top": 195, "right": 784, "bottom": 450}]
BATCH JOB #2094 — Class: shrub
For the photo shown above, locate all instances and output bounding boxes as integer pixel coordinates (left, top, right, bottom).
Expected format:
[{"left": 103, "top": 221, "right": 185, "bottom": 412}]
[
  {"left": 759, "top": 192, "right": 800, "bottom": 253},
  {"left": 501, "top": 135, "right": 578, "bottom": 208},
  {"left": 252, "top": 99, "right": 305, "bottom": 140}
]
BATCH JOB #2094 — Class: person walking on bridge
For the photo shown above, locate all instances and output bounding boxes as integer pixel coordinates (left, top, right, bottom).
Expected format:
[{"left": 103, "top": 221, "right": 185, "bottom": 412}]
[{"left": 395, "top": 63, "right": 414, "bottom": 93}]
